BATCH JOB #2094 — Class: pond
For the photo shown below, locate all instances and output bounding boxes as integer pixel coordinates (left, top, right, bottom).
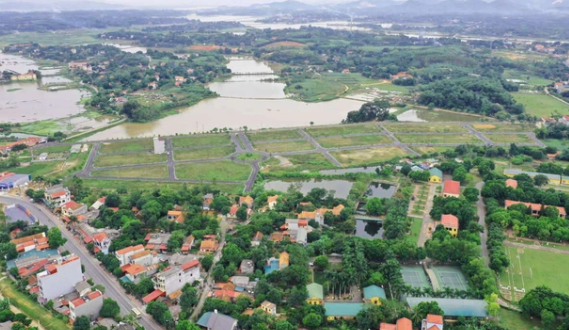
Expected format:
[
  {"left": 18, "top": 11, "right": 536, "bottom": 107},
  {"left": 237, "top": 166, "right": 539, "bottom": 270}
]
[
  {"left": 103, "top": 43, "right": 148, "bottom": 54},
  {"left": 84, "top": 57, "right": 364, "bottom": 140},
  {"left": 320, "top": 166, "right": 381, "bottom": 175},
  {"left": 365, "top": 182, "right": 397, "bottom": 199},
  {"left": 355, "top": 219, "right": 383, "bottom": 240},
  {"left": 263, "top": 179, "right": 353, "bottom": 199}
]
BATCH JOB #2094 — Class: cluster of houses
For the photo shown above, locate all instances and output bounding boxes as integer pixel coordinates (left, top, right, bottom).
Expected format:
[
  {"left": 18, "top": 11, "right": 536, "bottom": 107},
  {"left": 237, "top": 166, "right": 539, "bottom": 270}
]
[
  {"left": 0, "top": 136, "right": 45, "bottom": 155},
  {"left": 541, "top": 114, "right": 569, "bottom": 126},
  {"left": 555, "top": 81, "right": 569, "bottom": 94},
  {"left": 504, "top": 168, "right": 569, "bottom": 186}
]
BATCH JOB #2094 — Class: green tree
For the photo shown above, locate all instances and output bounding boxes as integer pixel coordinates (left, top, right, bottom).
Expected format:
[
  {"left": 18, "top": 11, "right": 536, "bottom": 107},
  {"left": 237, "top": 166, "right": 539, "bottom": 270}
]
[
  {"left": 313, "top": 255, "right": 329, "bottom": 270},
  {"left": 180, "top": 287, "right": 198, "bottom": 312},
  {"left": 462, "top": 187, "right": 479, "bottom": 202},
  {"left": 47, "top": 227, "right": 67, "bottom": 249},
  {"left": 167, "top": 230, "right": 185, "bottom": 251},
  {"left": 366, "top": 198, "right": 384, "bottom": 216},
  {"left": 72, "top": 316, "right": 91, "bottom": 330},
  {"left": 100, "top": 298, "right": 120, "bottom": 319},
  {"left": 452, "top": 166, "right": 467, "bottom": 183},
  {"left": 541, "top": 309, "right": 555, "bottom": 328},
  {"left": 236, "top": 206, "right": 248, "bottom": 221},
  {"left": 275, "top": 321, "right": 295, "bottom": 330},
  {"left": 176, "top": 320, "right": 200, "bottom": 330},
  {"left": 0, "top": 243, "right": 18, "bottom": 260},
  {"left": 302, "top": 313, "right": 322, "bottom": 328},
  {"left": 200, "top": 254, "right": 214, "bottom": 271},
  {"left": 534, "top": 174, "right": 549, "bottom": 187}
]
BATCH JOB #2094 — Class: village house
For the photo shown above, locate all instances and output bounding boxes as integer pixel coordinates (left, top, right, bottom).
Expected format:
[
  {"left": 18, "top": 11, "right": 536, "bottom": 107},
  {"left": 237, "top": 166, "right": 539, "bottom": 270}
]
[
  {"left": 555, "top": 81, "right": 569, "bottom": 94},
  {"left": 68, "top": 61, "right": 91, "bottom": 72},
  {"left": 130, "top": 250, "right": 155, "bottom": 266},
  {"left": 239, "top": 196, "right": 254, "bottom": 209},
  {"left": 38, "top": 255, "right": 83, "bottom": 301},
  {"left": 306, "top": 283, "right": 324, "bottom": 305},
  {"left": 121, "top": 263, "right": 147, "bottom": 283},
  {"left": 61, "top": 201, "right": 87, "bottom": 217},
  {"left": 199, "top": 236, "right": 219, "bottom": 254},
  {"left": 324, "top": 302, "right": 363, "bottom": 321},
  {"left": 422, "top": 314, "right": 444, "bottom": 330},
  {"left": 89, "top": 197, "right": 106, "bottom": 211},
  {"left": 11, "top": 72, "right": 37, "bottom": 81},
  {"left": 441, "top": 214, "right": 459, "bottom": 237},
  {"left": 148, "top": 81, "right": 158, "bottom": 90},
  {"left": 11, "top": 233, "right": 49, "bottom": 253},
  {"left": 92, "top": 232, "right": 111, "bottom": 254},
  {"left": 267, "top": 195, "right": 279, "bottom": 210},
  {"left": 380, "top": 317, "right": 413, "bottom": 330},
  {"left": 505, "top": 179, "right": 518, "bottom": 189},
  {"left": 115, "top": 244, "right": 145, "bottom": 267},
  {"left": 504, "top": 168, "right": 565, "bottom": 185},
  {"left": 44, "top": 185, "right": 71, "bottom": 208},
  {"left": 442, "top": 180, "right": 460, "bottom": 198},
  {"left": 363, "top": 285, "right": 386, "bottom": 306},
  {"left": 69, "top": 290, "right": 103, "bottom": 321},
  {"left": 505, "top": 200, "right": 567, "bottom": 218},
  {"left": 167, "top": 210, "right": 185, "bottom": 224},
  {"left": 392, "top": 72, "right": 413, "bottom": 80},
  {"left": 145, "top": 233, "right": 171, "bottom": 252},
  {"left": 203, "top": 193, "right": 214, "bottom": 211},
  {"left": 429, "top": 168, "right": 443, "bottom": 183},
  {"left": 260, "top": 301, "right": 277, "bottom": 315},
  {"left": 239, "top": 259, "right": 255, "bottom": 275},
  {"left": 297, "top": 204, "right": 345, "bottom": 226},
  {"left": 150, "top": 260, "right": 201, "bottom": 298},
  {"left": 251, "top": 231, "right": 263, "bottom": 247},
  {"left": 181, "top": 235, "right": 195, "bottom": 254},
  {"left": 197, "top": 311, "right": 238, "bottom": 330}
]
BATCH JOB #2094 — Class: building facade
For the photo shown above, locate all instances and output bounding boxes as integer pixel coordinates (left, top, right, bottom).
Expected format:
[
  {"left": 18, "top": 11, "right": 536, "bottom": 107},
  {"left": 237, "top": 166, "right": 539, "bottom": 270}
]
[{"left": 38, "top": 256, "right": 83, "bottom": 301}]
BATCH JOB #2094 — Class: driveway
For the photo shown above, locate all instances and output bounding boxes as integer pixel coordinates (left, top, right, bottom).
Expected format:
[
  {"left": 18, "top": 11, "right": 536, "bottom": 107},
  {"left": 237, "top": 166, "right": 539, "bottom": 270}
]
[{"left": 476, "top": 182, "right": 489, "bottom": 267}]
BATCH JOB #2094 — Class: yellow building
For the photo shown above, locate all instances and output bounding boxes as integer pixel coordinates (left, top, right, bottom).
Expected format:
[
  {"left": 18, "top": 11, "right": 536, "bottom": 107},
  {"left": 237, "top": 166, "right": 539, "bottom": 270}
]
[
  {"left": 306, "top": 283, "right": 323, "bottom": 305},
  {"left": 441, "top": 214, "right": 459, "bottom": 237},
  {"left": 429, "top": 168, "right": 442, "bottom": 183},
  {"left": 363, "top": 285, "right": 386, "bottom": 306}
]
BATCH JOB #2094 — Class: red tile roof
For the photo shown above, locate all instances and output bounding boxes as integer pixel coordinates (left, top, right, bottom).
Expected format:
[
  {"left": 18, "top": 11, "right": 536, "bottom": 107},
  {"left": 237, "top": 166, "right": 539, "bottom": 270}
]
[
  {"left": 51, "top": 191, "right": 67, "bottom": 198},
  {"left": 19, "top": 259, "right": 48, "bottom": 277},
  {"left": 142, "top": 289, "right": 165, "bottom": 303},
  {"left": 63, "top": 201, "right": 81, "bottom": 210},
  {"left": 505, "top": 179, "right": 518, "bottom": 189},
  {"left": 116, "top": 244, "right": 144, "bottom": 255},
  {"left": 443, "top": 180, "right": 460, "bottom": 196},
  {"left": 396, "top": 318, "right": 412, "bottom": 330},
  {"left": 505, "top": 200, "right": 566, "bottom": 215},
  {"left": 427, "top": 314, "right": 443, "bottom": 324},
  {"left": 181, "top": 260, "right": 200, "bottom": 271},
  {"left": 159, "top": 244, "right": 167, "bottom": 250},
  {"left": 93, "top": 232, "right": 108, "bottom": 242},
  {"left": 88, "top": 291, "right": 102, "bottom": 300},
  {"left": 379, "top": 323, "right": 397, "bottom": 330},
  {"left": 441, "top": 214, "right": 459, "bottom": 228},
  {"left": 70, "top": 297, "right": 85, "bottom": 308}
]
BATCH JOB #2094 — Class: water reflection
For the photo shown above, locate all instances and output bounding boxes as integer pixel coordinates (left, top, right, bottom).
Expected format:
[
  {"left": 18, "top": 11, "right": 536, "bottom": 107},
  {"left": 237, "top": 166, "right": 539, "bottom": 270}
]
[
  {"left": 365, "top": 182, "right": 396, "bottom": 199},
  {"left": 355, "top": 219, "right": 383, "bottom": 239},
  {"left": 263, "top": 179, "right": 353, "bottom": 199}
]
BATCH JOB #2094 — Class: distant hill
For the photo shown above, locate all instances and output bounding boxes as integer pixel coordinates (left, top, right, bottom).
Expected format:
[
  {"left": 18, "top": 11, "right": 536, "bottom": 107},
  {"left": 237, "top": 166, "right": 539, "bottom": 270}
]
[{"left": 0, "top": 0, "right": 127, "bottom": 11}]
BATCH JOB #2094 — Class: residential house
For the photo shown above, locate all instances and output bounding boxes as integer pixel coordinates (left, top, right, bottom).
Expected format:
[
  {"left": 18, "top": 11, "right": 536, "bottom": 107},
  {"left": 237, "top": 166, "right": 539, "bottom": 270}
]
[
  {"left": 74, "top": 281, "right": 91, "bottom": 296},
  {"left": 230, "top": 276, "right": 257, "bottom": 292},
  {"left": 441, "top": 214, "right": 459, "bottom": 237},
  {"left": 239, "top": 259, "right": 255, "bottom": 275},
  {"left": 267, "top": 195, "right": 279, "bottom": 210},
  {"left": 154, "top": 260, "right": 201, "bottom": 296},
  {"left": 363, "top": 285, "right": 386, "bottom": 306},
  {"left": 115, "top": 244, "right": 145, "bottom": 266},
  {"left": 203, "top": 194, "right": 214, "bottom": 211},
  {"left": 422, "top": 314, "right": 444, "bottom": 330},
  {"left": 199, "top": 236, "right": 219, "bottom": 254},
  {"left": 429, "top": 168, "right": 443, "bottom": 183},
  {"left": 555, "top": 81, "right": 569, "bottom": 94},
  {"left": 11, "top": 233, "right": 49, "bottom": 253},
  {"left": 251, "top": 231, "right": 263, "bottom": 247},
  {"left": 260, "top": 301, "right": 277, "bottom": 315},
  {"left": 282, "top": 219, "right": 311, "bottom": 244},
  {"left": 298, "top": 204, "right": 345, "bottom": 226},
  {"left": 392, "top": 72, "right": 413, "bottom": 80},
  {"left": 145, "top": 233, "right": 171, "bottom": 252},
  {"left": 61, "top": 201, "right": 87, "bottom": 217},
  {"left": 196, "top": 311, "right": 238, "bottom": 330},
  {"left": 44, "top": 185, "right": 71, "bottom": 208},
  {"left": 18, "top": 258, "right": 48, "bottom": 278},
  {"left": 68, "top": 62, "right": 91, "bottom": 72},
  {"left": 559, "top": 115, "right": 569, "bottom": 126},
  {"left": 148, "top": 82, "right": 158, "bottom": 90},
  {"left": 181, "top": 235, "right": 195, "bottom": 254},
  {"left": 38, "top": 256, "right": 83, "bottom": 301},
  {"left": 167, "top": 210, "right": 185, "bottom": 224},
  {"left": 279, "top": 252, "right": 289, "bottom": 269},
  {"left": 306, "top": 283, "right": 324, "bottom": 305},
  {"left": 380, "top": 317, "right": 413, "bottom": 330},
  {"left": 505, "top": 179, "right": 518, "bottom": 189},
  {"left": 264, "top": 258, "right": 280, "bottom": 274},
  {"left": 69, "top": 290, "right": 104, "bottom": 321},
  {"left": 121, "top": 263, "right": 148, "bottom": 283},
  {"left": 442, "top": 180, "right": 460, "bottom": 198},
  {"left": 239, "top": 196, "right": 254, "bottom": 208},
  {"left": 92, "top": 232, "right": 111, "bottom": 254},
  {"left": 130, "top": 250, "right": 154, "bottom": 267},
  {"left": 324, "top": 302, "right": 364, "bottom": 321},
  {"left": 505, "top": 200, "right": 567, "bottom": 218},
  {"left": 89, "top": 197, "right": 106, "bottom": 211},
  {"left": 11, "top": 72, "right": 37, "bottom": 81}
]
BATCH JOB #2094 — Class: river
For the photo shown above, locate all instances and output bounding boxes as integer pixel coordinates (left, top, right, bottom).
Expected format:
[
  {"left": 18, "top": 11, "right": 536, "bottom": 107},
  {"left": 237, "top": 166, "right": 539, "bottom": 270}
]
[{"left": 85, "top": 57, "right": 364, "bottom": 140}]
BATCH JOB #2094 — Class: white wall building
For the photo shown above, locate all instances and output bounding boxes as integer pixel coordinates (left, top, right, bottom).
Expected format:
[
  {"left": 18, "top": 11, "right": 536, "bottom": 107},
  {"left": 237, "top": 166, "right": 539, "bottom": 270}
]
[
  {"left": 38, "top": 256, "right": 83, "bottom": 301},
  {"left": 153, "top": 137, "right": 165, "bottom": 154},
  {"left": 155, "top": 260, "right": 201, "bottom": 295},
  {"left": 115, "top": 244, "right": 145, "bottom": 267}
]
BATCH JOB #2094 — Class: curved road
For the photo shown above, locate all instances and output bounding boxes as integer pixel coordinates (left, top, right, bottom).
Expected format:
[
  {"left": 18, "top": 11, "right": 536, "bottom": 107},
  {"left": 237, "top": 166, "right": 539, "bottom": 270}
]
[{"left": 0, "top": 195, "right": 161, "bottom": 330}]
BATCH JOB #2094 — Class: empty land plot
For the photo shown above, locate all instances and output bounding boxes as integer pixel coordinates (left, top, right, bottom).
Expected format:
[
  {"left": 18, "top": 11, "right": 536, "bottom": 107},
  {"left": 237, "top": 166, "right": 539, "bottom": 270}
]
[
  {"left": 99, "top": 140, "right": 153, "bottom": 153},
  {"left": 174, "top": 146, "right": 235, "bottom": 161},
  {"left": 306, "top": 124, "right": 381, "bottom": 138},
  {"left": 411, "top": 146, "right": 455, "bottom": 155},
  {"left": 264, "top": 41, "right": 305, "bottom": 48},
  {"left": 513, "top": 93, "right": 569, "bottom": 117},
  {"left": 500, "top": 245, "right": 569, "bottom": 295},
  {"left": 316, "top": 134, "right": 392, "bottom": 148},
  {"left": 472, "top": 123, "right": 533, "bottom": 132},
  {"left": 175, "top": 161, "right": 251, "bottom": 181},
  {"left": 172, "top": 135, "right": 231, "bottom": 148},
  {"left": 35, "top": 145, "right": 70, "bottom": 153},
  {"left": 247, "top": 129, "right": 302, "bottom": 142},
  {"left": 94, "top": 153, "right": 167, "bottom": 167},
  {"left": 396, "top": 134, "right": 481, "bottom": 144},
  {"left": 331, "top": 147, "right": 408, "bottom": 167},
  {"left": 263, "top": 153, "right": 335, "bottom": 173},
  {"left": 91, "top": 165, "right": 168, "bottom": 179},
  {"left": 383, "top": 123, "right": 468, "bottom": 133},
  {"left": 486, "top": 134, "right": 533, "bottom": 144},
  {"left": 254, "top": 140, "right": 314, "bottom": 153}
]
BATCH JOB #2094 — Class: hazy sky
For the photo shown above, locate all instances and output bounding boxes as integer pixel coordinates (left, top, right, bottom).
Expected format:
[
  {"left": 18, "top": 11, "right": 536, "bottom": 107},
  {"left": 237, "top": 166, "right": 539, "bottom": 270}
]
[{"left": 101, "top": 0, "right": 347, "bottom": 7}]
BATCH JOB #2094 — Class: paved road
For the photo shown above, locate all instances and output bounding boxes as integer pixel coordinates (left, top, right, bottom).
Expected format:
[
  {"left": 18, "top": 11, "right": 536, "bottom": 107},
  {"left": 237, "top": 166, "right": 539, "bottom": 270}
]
[
  {"left": 0, "top": 196, "right": 161, "bottom": 330},
  {"left": 236, "top": 133, "right": 263, "bottom": 192},
  {"left": 299, "top": 129, "right": 343, "bottom": 167},
  {"left": 417, "top": 184, "right": 438, "bottom": 247},
  {"left": 377, "top": 124, "right": 420, "bottom": 156},
  {"left": 463, "top": 124, "right": 493, "bottom": 145},
  {"left": 476, "top": 182, "right": 489, "bottom": 267},
  {"left": 165, "top": 138, "right": 176, "bottom": 180},
  {"left": 504, "top": 240, "right": 569, "bottom": 255}
]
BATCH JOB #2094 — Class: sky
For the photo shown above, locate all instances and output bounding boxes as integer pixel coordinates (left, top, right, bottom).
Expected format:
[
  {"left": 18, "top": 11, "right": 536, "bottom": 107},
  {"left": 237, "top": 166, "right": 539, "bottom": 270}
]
[{"left": 100, "top": 0, "right": 346, "bottom": 6}]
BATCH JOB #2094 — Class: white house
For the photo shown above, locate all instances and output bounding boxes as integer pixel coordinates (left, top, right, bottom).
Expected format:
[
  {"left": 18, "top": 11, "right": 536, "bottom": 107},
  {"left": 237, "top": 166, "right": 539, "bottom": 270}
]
[
  {"left": 38, "top": 256, "right": 83, "bottom": 301},
  {"left": 155, "top": 260, "right": 201, "bottom": 295}
]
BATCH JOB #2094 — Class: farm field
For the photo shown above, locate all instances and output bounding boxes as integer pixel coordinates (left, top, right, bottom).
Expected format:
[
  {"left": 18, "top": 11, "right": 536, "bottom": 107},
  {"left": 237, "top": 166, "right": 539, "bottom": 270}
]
[
  {"left": 175, "top": 161, "right": 252, "bottom": 181},
  {"left": 94, "top": 153, "right": 167, "bottom": 167},
  {"left": 396, "top": 134, "right": 481, "bottom": 144},
  {"left": 306, "top": 123, "right": 381, "bottom": 138},
  {"left": 261, "top": 153, "right": 335, "bottom": 173},
  {"left": 172, "top": 134, "right": 231, "bottom": 148},
  {"left": 315, "top": 134, "right": 392, "bottom": 148},
  {"left": 91, "top": 165, "right": 169, "bottom": 179},
  {"left": 503, "top": 69, "right": 552, "bottom": 86},
  {"left": 99, "top": 140, "right": 153, "bottom": 153},
  {"left": 330, "top": 147, "right": 409, "bottom": 167},
  {"left": 253, "top": 140, "right": 314, "bottom": 153},
  {"left": 173, "top": 146, "right": 235, "bottom": 161},
  {"left": 263, "top": 41, "right": 306, "bottom": 48},
  {"left": 247, "top": 129, "right": 302, "bottom": 142},
  {"left": 471, "top": 123, "right": 534, "bottom": 132},
  {"left": 82, "top": 178, "right": 244, "bottom": 194},
  {"left": 382, "top": 123, "right": 468, "bottom": 133},
  {"left": 513, "top": 93, "right": 569, "bottom": 117},
  {"left": 485, "top": 134, "right": 533, "bottom": 144},
  {"left": 285, "top": 72, "right": 384, "bottom": 102},
  {"left": 499, "top": 245, "right": 569, "bottom": 300},
  {"left": 411, "top": 146, "right": 455, "bottom": 155}
]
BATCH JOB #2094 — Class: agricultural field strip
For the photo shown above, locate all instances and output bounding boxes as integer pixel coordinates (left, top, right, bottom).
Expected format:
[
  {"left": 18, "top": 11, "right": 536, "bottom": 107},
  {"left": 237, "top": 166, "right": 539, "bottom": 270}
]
[
  {"left": 171, "top": 143, "right": 234, "bottom": 150},
  {"left": 252, "top": 138, "right": 307, "bottom": 145},
  {"left": 90, "top": 157, "right": 231, "bottom": 170},
  {"left": 86, "top": 174, "right": 246, "bottom": 185}
]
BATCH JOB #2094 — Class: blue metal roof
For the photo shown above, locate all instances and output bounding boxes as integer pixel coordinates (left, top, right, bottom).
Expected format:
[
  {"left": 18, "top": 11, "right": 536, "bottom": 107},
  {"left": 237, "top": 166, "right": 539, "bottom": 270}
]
[{"left": 406, "top": 298, "right": 488, "bottom": 317}]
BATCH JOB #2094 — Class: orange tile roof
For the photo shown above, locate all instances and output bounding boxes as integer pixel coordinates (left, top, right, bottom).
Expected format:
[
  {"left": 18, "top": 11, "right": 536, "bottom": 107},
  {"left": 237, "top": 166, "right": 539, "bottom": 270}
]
[
  {"left": 505, "top": 179, "right": 518, "bottom": 189},
  {"left": 298, "top": 220, "right": 308, "bottom": 227},
  {"left": 396, "top": 317, "right": 412, "bottom": 330},
  {"left": 200, "top": 240, "right": 218, "bottom": 251},
  {"left": 36, "top": 243, "right": 50, "bottom": 251},
  {"left": 125, "top": 264, "right": 146, "bottom": 275},
  {"left": 11, "top": 233, "right": 45, "bottom": 245},
  {"left": 441, "top": 214, "right": 459, "bottom": 228},
  {"left": 131, "top": 250, "right": 151, "bottom": 259},
  {"left": 70, "top": 297, "right": 85, "bottom": 308},
  {"left": 380, "top": 323, "right": 397, "bottom": 330},
  {"left": 267, "top": 195, "right": 279, "bottom": 204},
  {"left": 240, "top": 196, "right": 254, "bottom": 205},
  {"left": 146, "top": 244, "right": 155, "bottom": 250},
  {"left": 63, "top": 201, "right": 82, "bottom": 210},
  {"left": 142, "top": 289, "right": 165, "bottom": 303},
  {"left": 36, "top": 237, "right": 48, "bottom": 244},
  {"left": 116, "top": 244, "right": 144, "bottom": 255},
  {"left": 51, "top": 191, "right": 67, "bottom": 198},
  {"left": 92, "top": 232, "right": 108, "bottom": 242},
  {"left": 443, "top": 180, "right": 461, "bottom": 196},
  {"left": 181, "top": 260, "right": 200, "bottom": 271},
  {"left": 279, "top": 252, "right": 289, "bottom": 266},
  {"left": 88, "top": 291, "right": 102, "bottom": 300},
  {"left": 168, "top": 210, "right": 182, "bottom": 216},
  {"left": 427, "top": 314, "right": 443, "bottom": 324}
]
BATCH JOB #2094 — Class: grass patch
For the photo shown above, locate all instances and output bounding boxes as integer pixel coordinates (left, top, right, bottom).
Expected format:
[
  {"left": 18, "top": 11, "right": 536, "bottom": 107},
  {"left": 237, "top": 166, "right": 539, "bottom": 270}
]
[
  {"left": 543, "top": 138, "right": 567, "bottom": 150},
  {"left": 316, "top": 134, "right": 392, "bottom": 148},
  {"left": 34, "top": 145, "right": 71, "bottom": 153},
  {"left": 374, "top": 82, "right": 410, "bottom": 93},
  {"left": 7, "top": 88, "right": 22, "bottom": 92},
  {"left": 498, "top": 308, "right": 543, "bottom": 330},
  {"left": 500, "top": 245, "right": 569, "bottom": 296},
  {"left": 471, "top": 123, "right": 534, "bottom": 132},
  {"left": 306, "top": 124, "right": 381, "bottom": 138},
  {"left": 247, "top": 129, "right": 302, "bottom": 142},
  {"left": 260, "top": 157, "right": 281, "bottom": 167},
  {"left": 411, "top": 146, "right": 455, "bottom": 155},
  {"left": 513, "top": 93, "right": 569, "bottom": 117},
  {"left": 174, "top": 146, "right": 235, "bottom": 161},
  {"left": 237, "top": 152, "right": 263, "bottom": 161},
  {"left": 262, "top": 153, "right": 335, "bottom": 173},
  {"left": 99, "top": 140, "right": 153, "bottom": 153},
  {"left": 82, "top": 178, "right": 243, "bottom": 194},
  {"left": 331, "top": 147, "right": 409, "bottom": 167},
  {"left": 407, "top": 217, "right": 422, "bottom": 245},
  {"left": 91, "top": 165, "right": 168, "bottom": 179},
  {"left": 0, "top": 278, "right": 71, "bottom": 330},
  {"left": 176, "top": 161, "right": 251, "bottom": 181},
  {"left": 94, "top": 153, "right": 167, "bottom": 167},
  {"left": 485, "top": 134, "right": 533, "bottom": 144},
  {"left": 396, "top": 134, "right": 482, "bottom": 144},
  {"left": 254, "top": 141, "right": 314, "bottom": 153},
  {"left": 172, "top": 134, "right": 231, "bottom": 148},
  {"left": 285, "top": 72, "right": 382, "bottom": 102},
  {"left": 503, "top": 69, "right": 552, "bottom": 86},
  {"left": 382, "top": 123, "right": 468, "bottom": 133}
]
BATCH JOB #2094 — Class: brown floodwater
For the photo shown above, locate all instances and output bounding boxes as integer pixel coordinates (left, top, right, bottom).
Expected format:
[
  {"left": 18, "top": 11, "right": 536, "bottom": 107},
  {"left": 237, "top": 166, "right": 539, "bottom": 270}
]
[{"left": 84, "top": 57, "right": 365, "bottom": 140}]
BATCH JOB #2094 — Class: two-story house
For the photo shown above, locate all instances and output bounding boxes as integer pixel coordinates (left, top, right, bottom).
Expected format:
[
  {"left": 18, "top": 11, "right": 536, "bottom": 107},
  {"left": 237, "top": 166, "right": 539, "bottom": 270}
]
[
  {"left": 44, "top": 185, "right": 71, "bottom": 208},
  {"left": 61, "top": 201, "right": 87, "bottom": 217},
  {"left": 69, "top": 290, "right": 104, "bottom": 321},
  {"left": 154, "top": 260, "right": 201, "bottom": 296}
]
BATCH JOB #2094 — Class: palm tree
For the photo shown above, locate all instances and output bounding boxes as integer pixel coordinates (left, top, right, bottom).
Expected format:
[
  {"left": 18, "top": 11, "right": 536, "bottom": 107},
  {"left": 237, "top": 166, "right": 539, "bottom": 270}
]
[{"left": 443, "top": 287, "right": 453, "bottom": 298}]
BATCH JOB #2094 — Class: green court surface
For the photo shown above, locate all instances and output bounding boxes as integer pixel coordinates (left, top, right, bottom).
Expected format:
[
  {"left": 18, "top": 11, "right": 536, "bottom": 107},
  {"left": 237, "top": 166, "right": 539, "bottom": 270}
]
[
  {"left": 401, "top": 266, "right": 432, "bottom": 289},
  {"left": 432, "top": 266, "right": 469, "bottom": 290}
]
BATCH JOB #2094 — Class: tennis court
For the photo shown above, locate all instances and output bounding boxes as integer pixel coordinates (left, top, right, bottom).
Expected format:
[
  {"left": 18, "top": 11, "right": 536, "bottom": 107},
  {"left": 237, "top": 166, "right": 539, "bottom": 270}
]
[
  {"left": 432, "top": 266, "right": 469, "bottom": 290},
  {"left": 401, "top": 266, "right": 431, "bottom": 289}
]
